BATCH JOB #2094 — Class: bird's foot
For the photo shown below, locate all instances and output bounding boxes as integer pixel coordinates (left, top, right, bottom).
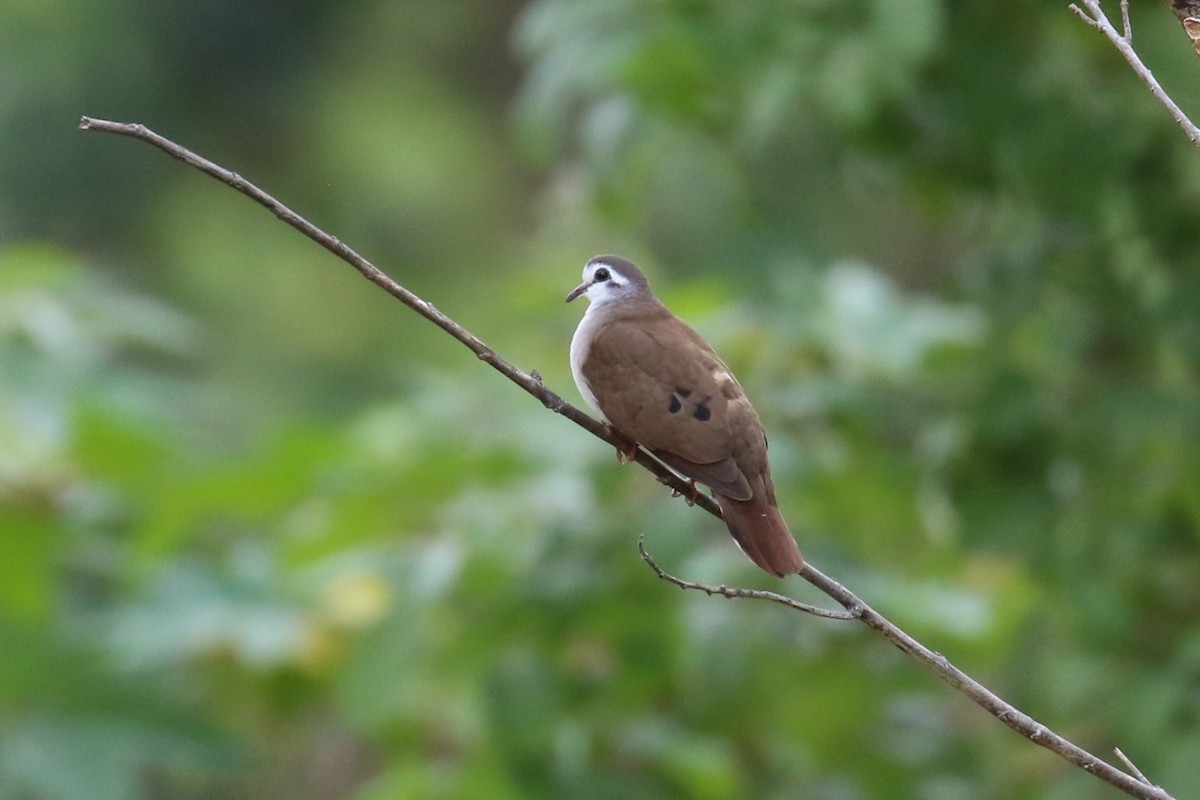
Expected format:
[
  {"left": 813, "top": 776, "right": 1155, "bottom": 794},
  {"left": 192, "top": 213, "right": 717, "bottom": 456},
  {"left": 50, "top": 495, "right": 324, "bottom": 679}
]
[
  {"left": 671, "top": 479, "right": 700, "bottom": 506},
  {"left": 614, "top": 440, "right": 639, "bottom": 465}
]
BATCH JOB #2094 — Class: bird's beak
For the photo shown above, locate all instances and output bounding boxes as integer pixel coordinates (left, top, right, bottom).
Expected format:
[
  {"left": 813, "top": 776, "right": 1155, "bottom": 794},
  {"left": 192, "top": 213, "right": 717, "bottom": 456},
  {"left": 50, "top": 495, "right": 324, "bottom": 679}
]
[{"left": 565, "top": 280, "right": 590, "bottom": 303}]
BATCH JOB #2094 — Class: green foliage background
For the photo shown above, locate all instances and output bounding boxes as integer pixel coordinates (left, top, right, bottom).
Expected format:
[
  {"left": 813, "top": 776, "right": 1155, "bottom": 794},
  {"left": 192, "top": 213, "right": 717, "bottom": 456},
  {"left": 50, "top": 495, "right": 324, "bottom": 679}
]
[{"left": 2, "top": 1, "right": 1199, "bottom": 798}]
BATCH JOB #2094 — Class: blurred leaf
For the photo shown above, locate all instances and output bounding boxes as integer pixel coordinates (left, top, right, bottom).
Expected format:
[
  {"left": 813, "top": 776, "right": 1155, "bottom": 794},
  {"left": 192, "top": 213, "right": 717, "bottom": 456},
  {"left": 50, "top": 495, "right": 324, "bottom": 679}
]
[{"left": 3, "top": 2, "right": 1200, "bottom": 799}]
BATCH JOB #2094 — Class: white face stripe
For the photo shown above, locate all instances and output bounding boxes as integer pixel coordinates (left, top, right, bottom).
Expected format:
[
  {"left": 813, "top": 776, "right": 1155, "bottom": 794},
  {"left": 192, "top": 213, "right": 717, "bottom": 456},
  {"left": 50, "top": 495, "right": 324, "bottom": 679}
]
[
  {"left": 579, "top": 261, "right": 631, "bottom": 305},
  {"left": 585, "top": 261, "right": 627, "bottom": 282}
]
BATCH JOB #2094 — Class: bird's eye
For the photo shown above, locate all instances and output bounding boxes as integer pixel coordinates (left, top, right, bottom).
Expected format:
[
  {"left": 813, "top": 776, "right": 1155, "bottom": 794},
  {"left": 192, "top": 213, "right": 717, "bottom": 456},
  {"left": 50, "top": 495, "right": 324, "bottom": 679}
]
[{"left": 594, "top": 267, "right": 611, "bottom": 282}]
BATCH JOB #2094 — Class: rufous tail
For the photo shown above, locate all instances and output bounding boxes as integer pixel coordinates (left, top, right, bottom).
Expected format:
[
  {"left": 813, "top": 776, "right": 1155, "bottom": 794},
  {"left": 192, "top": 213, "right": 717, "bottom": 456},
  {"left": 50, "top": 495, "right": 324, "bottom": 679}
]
[{"left": 715, "top": 496, "right": 804, "bottom": 577}]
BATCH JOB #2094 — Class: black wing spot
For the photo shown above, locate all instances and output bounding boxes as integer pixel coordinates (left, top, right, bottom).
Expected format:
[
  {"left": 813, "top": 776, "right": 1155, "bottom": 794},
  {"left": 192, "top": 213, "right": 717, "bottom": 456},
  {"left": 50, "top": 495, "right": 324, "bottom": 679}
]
[
  {"left": 693, "top": 402, "right": 711, "bottom": 422},
  {"left": 668, "top": 394, "right": 682, "bottom": 414},
  {"left": 675, "top": 386, "right": 693, "bottom": 398}
]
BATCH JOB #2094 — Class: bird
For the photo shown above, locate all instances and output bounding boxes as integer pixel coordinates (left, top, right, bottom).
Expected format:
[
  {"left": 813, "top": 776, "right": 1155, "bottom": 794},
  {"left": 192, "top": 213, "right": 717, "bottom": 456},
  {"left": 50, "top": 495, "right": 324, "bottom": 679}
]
[{"left": 566, "top": 254, "right": 804, "bottom": 577}]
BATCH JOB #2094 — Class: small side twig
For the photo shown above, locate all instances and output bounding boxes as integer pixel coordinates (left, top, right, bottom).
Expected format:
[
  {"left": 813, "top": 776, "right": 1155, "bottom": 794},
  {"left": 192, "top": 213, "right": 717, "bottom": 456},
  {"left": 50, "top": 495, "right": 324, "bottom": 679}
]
[
  {"left": 637, "top": 537, "right": 855, "bottom": 620},
  {"left": 1115, "top": 748, "right": 1157, "bottom": 788},
  {"left": 1069, "top": 0, "right": 1200, "bottom": 145},
  {"left": 645, "top": 543, "right": 1177, "bottom": 800}
]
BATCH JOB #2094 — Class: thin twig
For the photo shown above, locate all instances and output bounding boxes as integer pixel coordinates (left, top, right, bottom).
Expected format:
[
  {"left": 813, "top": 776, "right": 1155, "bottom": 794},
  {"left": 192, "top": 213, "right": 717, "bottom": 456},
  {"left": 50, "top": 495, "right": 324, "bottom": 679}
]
[
  {"left": 1072, "top": 4, "right": 1103, "bottom": 30},
  {"left": 78, "top": 117, "right": 1178, "bottom": 800},
  {"left": 637, "top": 537, "right": 855, "bottom": 620},
  {"left": 1069, "top": 0, "right": 1200, "bottom": 145},
  {"left": 1115, "top": 748, "right": 1156, "bottom": 787},
  {"left": 671, "top": 552, "right": 1177, "bottom": 800}
]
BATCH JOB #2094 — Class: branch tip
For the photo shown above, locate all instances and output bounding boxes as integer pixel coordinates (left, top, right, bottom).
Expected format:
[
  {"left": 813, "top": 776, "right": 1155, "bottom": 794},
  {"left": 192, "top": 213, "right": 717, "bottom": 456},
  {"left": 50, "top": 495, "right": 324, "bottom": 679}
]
[
  {"left": 1115, "top": 748, "right": 1155, "bottom": 787},
  {"left": 1069, "top": 4, "right": 1100, "bottom": 28}
]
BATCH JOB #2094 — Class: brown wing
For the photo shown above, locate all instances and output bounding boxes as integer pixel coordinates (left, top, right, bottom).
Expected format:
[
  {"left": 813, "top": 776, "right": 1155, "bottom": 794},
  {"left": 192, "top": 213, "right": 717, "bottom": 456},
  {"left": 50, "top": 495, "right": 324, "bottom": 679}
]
[{"left": 581, "top": 313, "right": 767, "bottom": 500}]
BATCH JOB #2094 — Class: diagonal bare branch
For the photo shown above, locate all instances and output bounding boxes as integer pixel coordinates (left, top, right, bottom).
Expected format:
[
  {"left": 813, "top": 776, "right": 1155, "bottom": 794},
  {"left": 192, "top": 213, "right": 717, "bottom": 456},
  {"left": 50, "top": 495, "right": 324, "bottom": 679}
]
[{"left": 78, "top": 115, "right": 1177, "bottom": 800}]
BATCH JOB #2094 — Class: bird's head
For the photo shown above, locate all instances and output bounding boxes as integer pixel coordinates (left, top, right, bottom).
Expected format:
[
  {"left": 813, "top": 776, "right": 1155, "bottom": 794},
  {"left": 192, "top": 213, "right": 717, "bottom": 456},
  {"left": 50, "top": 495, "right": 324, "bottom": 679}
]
[{"left": 566, "top": 255, "right": 652, "bottom": 307}]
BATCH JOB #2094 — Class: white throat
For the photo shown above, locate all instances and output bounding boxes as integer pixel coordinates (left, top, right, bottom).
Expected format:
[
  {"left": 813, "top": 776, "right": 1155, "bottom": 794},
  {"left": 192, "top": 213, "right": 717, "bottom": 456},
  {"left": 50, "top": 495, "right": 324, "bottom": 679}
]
[{"left": 569, "top": 300, "right": 607, "bottom": 420}]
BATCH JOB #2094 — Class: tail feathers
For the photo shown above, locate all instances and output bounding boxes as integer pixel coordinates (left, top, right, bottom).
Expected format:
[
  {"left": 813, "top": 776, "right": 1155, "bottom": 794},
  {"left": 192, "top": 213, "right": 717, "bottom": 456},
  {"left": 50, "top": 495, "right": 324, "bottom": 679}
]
[{"left": 715, "top": 496, "right": 804, "bottom": 577}]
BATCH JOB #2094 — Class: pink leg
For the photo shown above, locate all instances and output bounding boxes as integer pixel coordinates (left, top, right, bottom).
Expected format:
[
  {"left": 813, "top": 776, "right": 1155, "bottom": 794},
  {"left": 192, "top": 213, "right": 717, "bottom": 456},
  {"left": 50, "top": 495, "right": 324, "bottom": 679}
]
[
  {"left": 615, "top": 441, "right": 639, "bottom": 465},
  {"left": 671, "top": 479, "right": 700, "bottom": 506}
]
